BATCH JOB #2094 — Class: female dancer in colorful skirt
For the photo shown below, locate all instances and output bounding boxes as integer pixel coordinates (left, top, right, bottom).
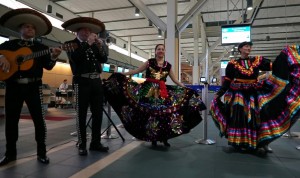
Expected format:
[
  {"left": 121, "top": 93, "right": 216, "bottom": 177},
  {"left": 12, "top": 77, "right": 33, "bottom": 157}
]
[
  {"left": 211, "top": 41, "right": 300, "bottom": 154},
  {"left": 104, "top": 44, "right": 206, "bottom": 147}
]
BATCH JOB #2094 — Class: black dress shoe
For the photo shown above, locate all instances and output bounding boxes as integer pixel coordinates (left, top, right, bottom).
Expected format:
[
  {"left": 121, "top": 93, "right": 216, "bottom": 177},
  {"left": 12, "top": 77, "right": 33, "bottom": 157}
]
[
  {"left": 78, "top": 148, "right": 88, "bottom": 156},
  {"left": 37, "top": 155, "right": 50, "bottom": 164},
  {"left": 163, "top": 140, "right": 171, "bottom": 147},
  {"left": 89, "top": 144, "right": 109, "bottom": 152},
  {"left": 0, "top": 155, "right": 16, "bottom": 166},
  {"left": 151, "top": 141, "right": 157, "bottom": 147}
]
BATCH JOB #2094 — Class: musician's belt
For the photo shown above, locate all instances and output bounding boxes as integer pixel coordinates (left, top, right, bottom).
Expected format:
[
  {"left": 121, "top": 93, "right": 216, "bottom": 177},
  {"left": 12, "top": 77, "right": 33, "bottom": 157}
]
[
  {"left": 80, "top": 73, "right": 100, "bottom": 79},
  {"left": 14, "top": 78, "right": 41, "bottom": 84},
  {"left": 234, "top": 78, "right": 257, "bottom": 83}
]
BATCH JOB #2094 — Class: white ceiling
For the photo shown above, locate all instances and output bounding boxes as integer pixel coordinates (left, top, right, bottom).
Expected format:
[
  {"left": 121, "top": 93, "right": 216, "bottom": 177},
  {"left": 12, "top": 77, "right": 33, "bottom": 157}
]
[{"left": 5, "top": 0, "right": 300, "bottom": 75}]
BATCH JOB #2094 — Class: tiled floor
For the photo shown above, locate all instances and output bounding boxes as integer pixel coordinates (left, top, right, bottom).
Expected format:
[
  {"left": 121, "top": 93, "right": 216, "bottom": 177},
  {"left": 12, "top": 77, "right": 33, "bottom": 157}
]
[{"left": 1, "top": 106, "right": 300, "bottom": 178}]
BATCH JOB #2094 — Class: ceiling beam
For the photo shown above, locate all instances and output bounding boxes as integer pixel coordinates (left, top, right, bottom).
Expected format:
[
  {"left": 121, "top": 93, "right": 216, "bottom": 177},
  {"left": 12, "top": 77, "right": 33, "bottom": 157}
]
[
  {"left": 102, "top": 13, "right": 185, "bottom": 23},
  {"left": 201, "top": 4, "right": 300, "bottom": 14},
  {"left": 177, "top": 0, "right": 208, "bottom": 33},
  {"left": 255, "top": 15, "right": 300, "bottom": 20},
  {"left": 50, "top": 0, "right": 67, "bottom": 2},
  {"left": 74, "top": 0, "right": 190, "bottom": 14},
  {"left": 129, "top": 0, "right": 167, "bottom": 31}
]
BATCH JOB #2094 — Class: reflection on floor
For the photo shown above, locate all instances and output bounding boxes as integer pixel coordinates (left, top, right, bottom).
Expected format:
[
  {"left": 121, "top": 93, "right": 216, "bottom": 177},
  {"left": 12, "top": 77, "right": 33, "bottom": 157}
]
[{"left": 1, "top": 106, "right": 300, "bottom": 178}]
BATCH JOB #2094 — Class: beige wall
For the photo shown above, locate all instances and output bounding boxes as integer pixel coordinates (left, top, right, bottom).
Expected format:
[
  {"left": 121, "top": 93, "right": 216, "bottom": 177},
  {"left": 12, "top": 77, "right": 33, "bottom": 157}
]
[
  {"left": 43, "top": 62, "right": 114, "bottom": 89},
  {"left": 43, "top": 62, "right": 72, "bottom": 89}
]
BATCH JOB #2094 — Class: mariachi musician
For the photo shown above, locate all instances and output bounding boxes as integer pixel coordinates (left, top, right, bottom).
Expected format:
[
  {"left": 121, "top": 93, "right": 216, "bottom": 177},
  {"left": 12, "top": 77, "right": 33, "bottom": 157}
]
[
  {"left": 0, "top": 8, "right": 61, "bottom": 165},
  {"left": 61, "top": 17, "right": 109, "bottom": 156}
]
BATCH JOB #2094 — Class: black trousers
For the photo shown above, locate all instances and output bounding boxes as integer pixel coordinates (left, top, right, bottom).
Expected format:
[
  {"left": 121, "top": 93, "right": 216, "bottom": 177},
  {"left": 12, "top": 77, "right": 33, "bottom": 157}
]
[
  {"left": 5, "top": 80, "right": 47, "bottom": 157},
  {"left": 73, "top": 77, "right": 104, "bottom": 148}
]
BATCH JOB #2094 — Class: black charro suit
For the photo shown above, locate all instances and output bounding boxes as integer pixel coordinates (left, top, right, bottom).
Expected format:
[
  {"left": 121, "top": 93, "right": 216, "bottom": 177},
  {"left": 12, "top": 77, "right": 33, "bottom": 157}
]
[
  {"left": 0, "top": 39, "right": 56, "bottom": 162},
  {"left": 65, "top": 38, "right": 108, "bottom": 153}
]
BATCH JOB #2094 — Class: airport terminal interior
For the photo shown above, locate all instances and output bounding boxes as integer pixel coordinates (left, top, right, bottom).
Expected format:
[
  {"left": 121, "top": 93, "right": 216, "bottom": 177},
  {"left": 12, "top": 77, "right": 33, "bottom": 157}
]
[{"left": 1, "top": 0, "right": 300, "bottom": 177}]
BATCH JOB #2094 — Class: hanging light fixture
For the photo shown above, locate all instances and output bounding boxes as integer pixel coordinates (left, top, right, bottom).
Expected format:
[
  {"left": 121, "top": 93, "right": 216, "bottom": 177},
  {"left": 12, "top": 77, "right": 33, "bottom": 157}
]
[
  {"left": 135, "top": 7, "right": 140, "bottom": 16},
  {"left": 158, "top": 29, "right": 162, "bottom": 38},
  {"left": 247, "top": 0, "right": 253, "bottom": 11},
  {"left": 46, "top": 0, "right": 52, "bottom": 13},
  {"left": 148, "top": 19, "right": 153, "bottom": 26}
]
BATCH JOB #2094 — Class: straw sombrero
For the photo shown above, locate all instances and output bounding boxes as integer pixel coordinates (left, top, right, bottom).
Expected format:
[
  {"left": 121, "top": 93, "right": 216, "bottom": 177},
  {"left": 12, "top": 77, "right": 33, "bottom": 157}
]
[
  {"left": 62, "top": 17, "right": 105, "bottom": 33},
  {"left": 0, "top": 8, "right": 52, "bottom": 36}
]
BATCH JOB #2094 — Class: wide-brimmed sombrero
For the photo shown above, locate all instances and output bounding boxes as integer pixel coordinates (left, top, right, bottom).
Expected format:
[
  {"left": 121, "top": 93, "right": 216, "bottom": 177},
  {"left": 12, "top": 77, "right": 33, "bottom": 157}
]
[
  {"left": 0, "top": 8, "right": 52, "bottom": 36},
  {"left": 62, "top": 17, "right": 105, "bottom": 33}
]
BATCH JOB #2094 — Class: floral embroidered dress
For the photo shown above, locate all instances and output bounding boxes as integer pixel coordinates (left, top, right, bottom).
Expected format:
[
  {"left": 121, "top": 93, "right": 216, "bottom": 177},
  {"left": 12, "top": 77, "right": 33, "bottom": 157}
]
[
  {"left": 211, "top": 45, "right": 300, "bottom": 150},
  {"left": 104, "top": 58, "right": 206, "bottom": 142}
]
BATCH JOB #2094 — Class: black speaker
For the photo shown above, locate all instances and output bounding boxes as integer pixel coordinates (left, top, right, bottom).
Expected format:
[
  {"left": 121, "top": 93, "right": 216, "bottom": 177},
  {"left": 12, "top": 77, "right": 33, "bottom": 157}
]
[{"left": 46, "top": 5, "right": 52, "bottom": 13}]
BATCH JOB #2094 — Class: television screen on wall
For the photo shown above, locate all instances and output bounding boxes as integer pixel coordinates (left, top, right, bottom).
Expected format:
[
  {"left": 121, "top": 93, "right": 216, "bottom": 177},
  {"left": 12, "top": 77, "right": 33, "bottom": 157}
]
[
  {"left": 211, "top": 78, "right": 217, "bottom": 83},
  {"left": 102, "top": 63, "right": 110, "bottom": 72},
  {"left": 200, "top": 77, "right": 206, "bottom": 83},
  {"left": 221, "top": 24, "right": 251, "bottom": 45},
  {"left": 109, "top": 65, "right": 116, "bottom": 73},
  {"left": 124, "top": 68, "right": 129, "bottom": 73},
  {"left": 117, "top": 67, "right": 124, "bottom": 73},
  {"left": 138, "top": 73, "right": 143, "bottom": 78},
  {"left": 220, "top": 60, "right": 229, "bottom": 69}
]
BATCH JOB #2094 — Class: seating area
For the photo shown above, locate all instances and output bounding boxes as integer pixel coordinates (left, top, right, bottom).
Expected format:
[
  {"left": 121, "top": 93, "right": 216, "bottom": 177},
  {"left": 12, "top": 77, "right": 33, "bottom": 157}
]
[{"left": 55, "top": 90, "right": 74, "bottom": 108}]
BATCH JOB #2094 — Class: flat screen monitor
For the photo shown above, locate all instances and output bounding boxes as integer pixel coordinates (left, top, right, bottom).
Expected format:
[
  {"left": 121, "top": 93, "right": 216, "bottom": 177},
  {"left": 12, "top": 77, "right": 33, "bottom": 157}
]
[
  {"left": 138, "top": 73, "right": 143, "bottom": 78},
  {"left": 133, "top": 74, "right": 138, "bottom": 77},
  {"left": 102, "top": 63, "right": 110, "bottom": 72},
  {"left": 109, "top": 65, "right": 116, "bottom": 73},
  {"left": 211, "top": 78, "right": 217, "bottom": 83},
  {"left": 221, "top": 24, "right": 251, "bottom": 45},
  {"left": 220, "top": 60, "right": 229, "bottom": 69},
  {"left": 200, "top": 77, "right": 206, "bottom": 83},
  {"left": 124, "top": 68, "right": 129, "bottom": 73},
  {"left": 117, "top": 67, "right": 124, "bottom": 73}
]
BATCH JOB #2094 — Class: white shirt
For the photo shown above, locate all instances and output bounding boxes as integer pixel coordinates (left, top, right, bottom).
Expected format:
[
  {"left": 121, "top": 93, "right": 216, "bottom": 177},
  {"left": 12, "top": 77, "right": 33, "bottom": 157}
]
[{"left": 59, "top": 83, "right": 68, "bottom": 91}]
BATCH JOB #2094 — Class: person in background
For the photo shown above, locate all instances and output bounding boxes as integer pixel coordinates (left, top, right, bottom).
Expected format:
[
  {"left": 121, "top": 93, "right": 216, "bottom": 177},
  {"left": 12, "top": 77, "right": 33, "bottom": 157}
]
[
  {"left": 62, "top": 17, "right": 108, "bottom": 156},
  {"left": 59, "top": 79, "right": 68, "bottom": 92},
  {"left": 0, "top": 8, "right": 61, "bottom": 165},
  {"left": 211, "top": 41, "right": 300, "bottom": 155}
]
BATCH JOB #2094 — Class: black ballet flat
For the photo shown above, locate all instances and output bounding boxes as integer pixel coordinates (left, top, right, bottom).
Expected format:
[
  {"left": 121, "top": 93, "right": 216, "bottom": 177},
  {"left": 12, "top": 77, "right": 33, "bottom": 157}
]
[{"left": 263, "top": 145, "right": 273, "bottom": 153}]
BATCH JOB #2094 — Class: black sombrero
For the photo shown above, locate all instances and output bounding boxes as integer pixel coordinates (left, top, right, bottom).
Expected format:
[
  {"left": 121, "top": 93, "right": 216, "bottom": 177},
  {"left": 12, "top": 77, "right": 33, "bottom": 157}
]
[
  {"left": 62, "top": 17, "right": 105, "bottom": 33},
  {"left": 0, "top": 8, "right": 52, "bottom": 36}
]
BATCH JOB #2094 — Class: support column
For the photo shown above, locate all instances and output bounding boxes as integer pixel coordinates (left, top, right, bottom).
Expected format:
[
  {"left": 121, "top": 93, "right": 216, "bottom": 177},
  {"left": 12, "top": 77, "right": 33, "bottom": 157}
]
[
  {"left": 148, "top": 49, "right": 152, "bottom": 59},
  {"left": 192, "top": 3, "right": 200, "bottom": 85},
  {"left": 166, "top": 0, "right": 179, "bottom": 85},
  {"left": 200, "top": 17, "right": 206, "bottom": 78},
  {"left": 128, "top": 36, "right": 132, "bottom": 64}
]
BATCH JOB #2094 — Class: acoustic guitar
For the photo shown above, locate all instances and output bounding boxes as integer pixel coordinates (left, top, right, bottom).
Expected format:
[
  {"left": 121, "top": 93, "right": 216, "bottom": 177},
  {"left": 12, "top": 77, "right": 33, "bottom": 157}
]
[{"left": 0, "top": 43, "right": 78, "bottom": 81}]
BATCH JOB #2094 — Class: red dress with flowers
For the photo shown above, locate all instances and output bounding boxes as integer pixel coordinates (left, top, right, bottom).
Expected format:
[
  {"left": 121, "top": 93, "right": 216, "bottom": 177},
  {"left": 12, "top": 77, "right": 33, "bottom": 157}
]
[{"left": 104, "top": 58, "right": 206, "bottom": 142}]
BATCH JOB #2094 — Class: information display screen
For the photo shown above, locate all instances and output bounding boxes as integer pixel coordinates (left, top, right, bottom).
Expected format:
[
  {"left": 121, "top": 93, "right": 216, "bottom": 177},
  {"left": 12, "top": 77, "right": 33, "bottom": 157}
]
[{"left": 221, "top": 24, "right": 251, "bottom": 45}]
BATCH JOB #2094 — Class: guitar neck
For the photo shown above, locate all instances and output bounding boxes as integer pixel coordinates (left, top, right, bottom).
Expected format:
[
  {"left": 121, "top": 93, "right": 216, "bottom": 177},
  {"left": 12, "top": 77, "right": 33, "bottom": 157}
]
[
  {"left": 23, "top": 49, "right": 51, "bottom": 62},
  {"left": 22, "top": 43, "right": 77, "bottom": 62}
]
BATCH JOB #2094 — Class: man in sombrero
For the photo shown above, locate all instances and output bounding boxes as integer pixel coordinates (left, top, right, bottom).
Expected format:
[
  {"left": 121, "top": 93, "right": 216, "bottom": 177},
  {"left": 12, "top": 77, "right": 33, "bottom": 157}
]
[
  {"left": 62, "top": 17, "right": 108, "bottom": 155},
  {"left": 0, "top": 8, "right": 61, "bottom": 166}
]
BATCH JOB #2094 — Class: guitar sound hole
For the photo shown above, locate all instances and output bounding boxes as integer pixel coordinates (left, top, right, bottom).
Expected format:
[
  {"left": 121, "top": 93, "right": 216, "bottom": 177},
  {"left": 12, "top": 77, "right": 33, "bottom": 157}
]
[{"left": 16, "top": 56, "right": 24, "bottom": 65}]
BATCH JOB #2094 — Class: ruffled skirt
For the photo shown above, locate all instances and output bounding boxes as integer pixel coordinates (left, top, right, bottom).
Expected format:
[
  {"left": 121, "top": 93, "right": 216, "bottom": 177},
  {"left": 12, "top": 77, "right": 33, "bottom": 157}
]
[
  {"left": 211, "top": 45, "right": 300, "bottom": 149},
  {"left": 103, "top": 73, "right": 206, "bottom": 142}
]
